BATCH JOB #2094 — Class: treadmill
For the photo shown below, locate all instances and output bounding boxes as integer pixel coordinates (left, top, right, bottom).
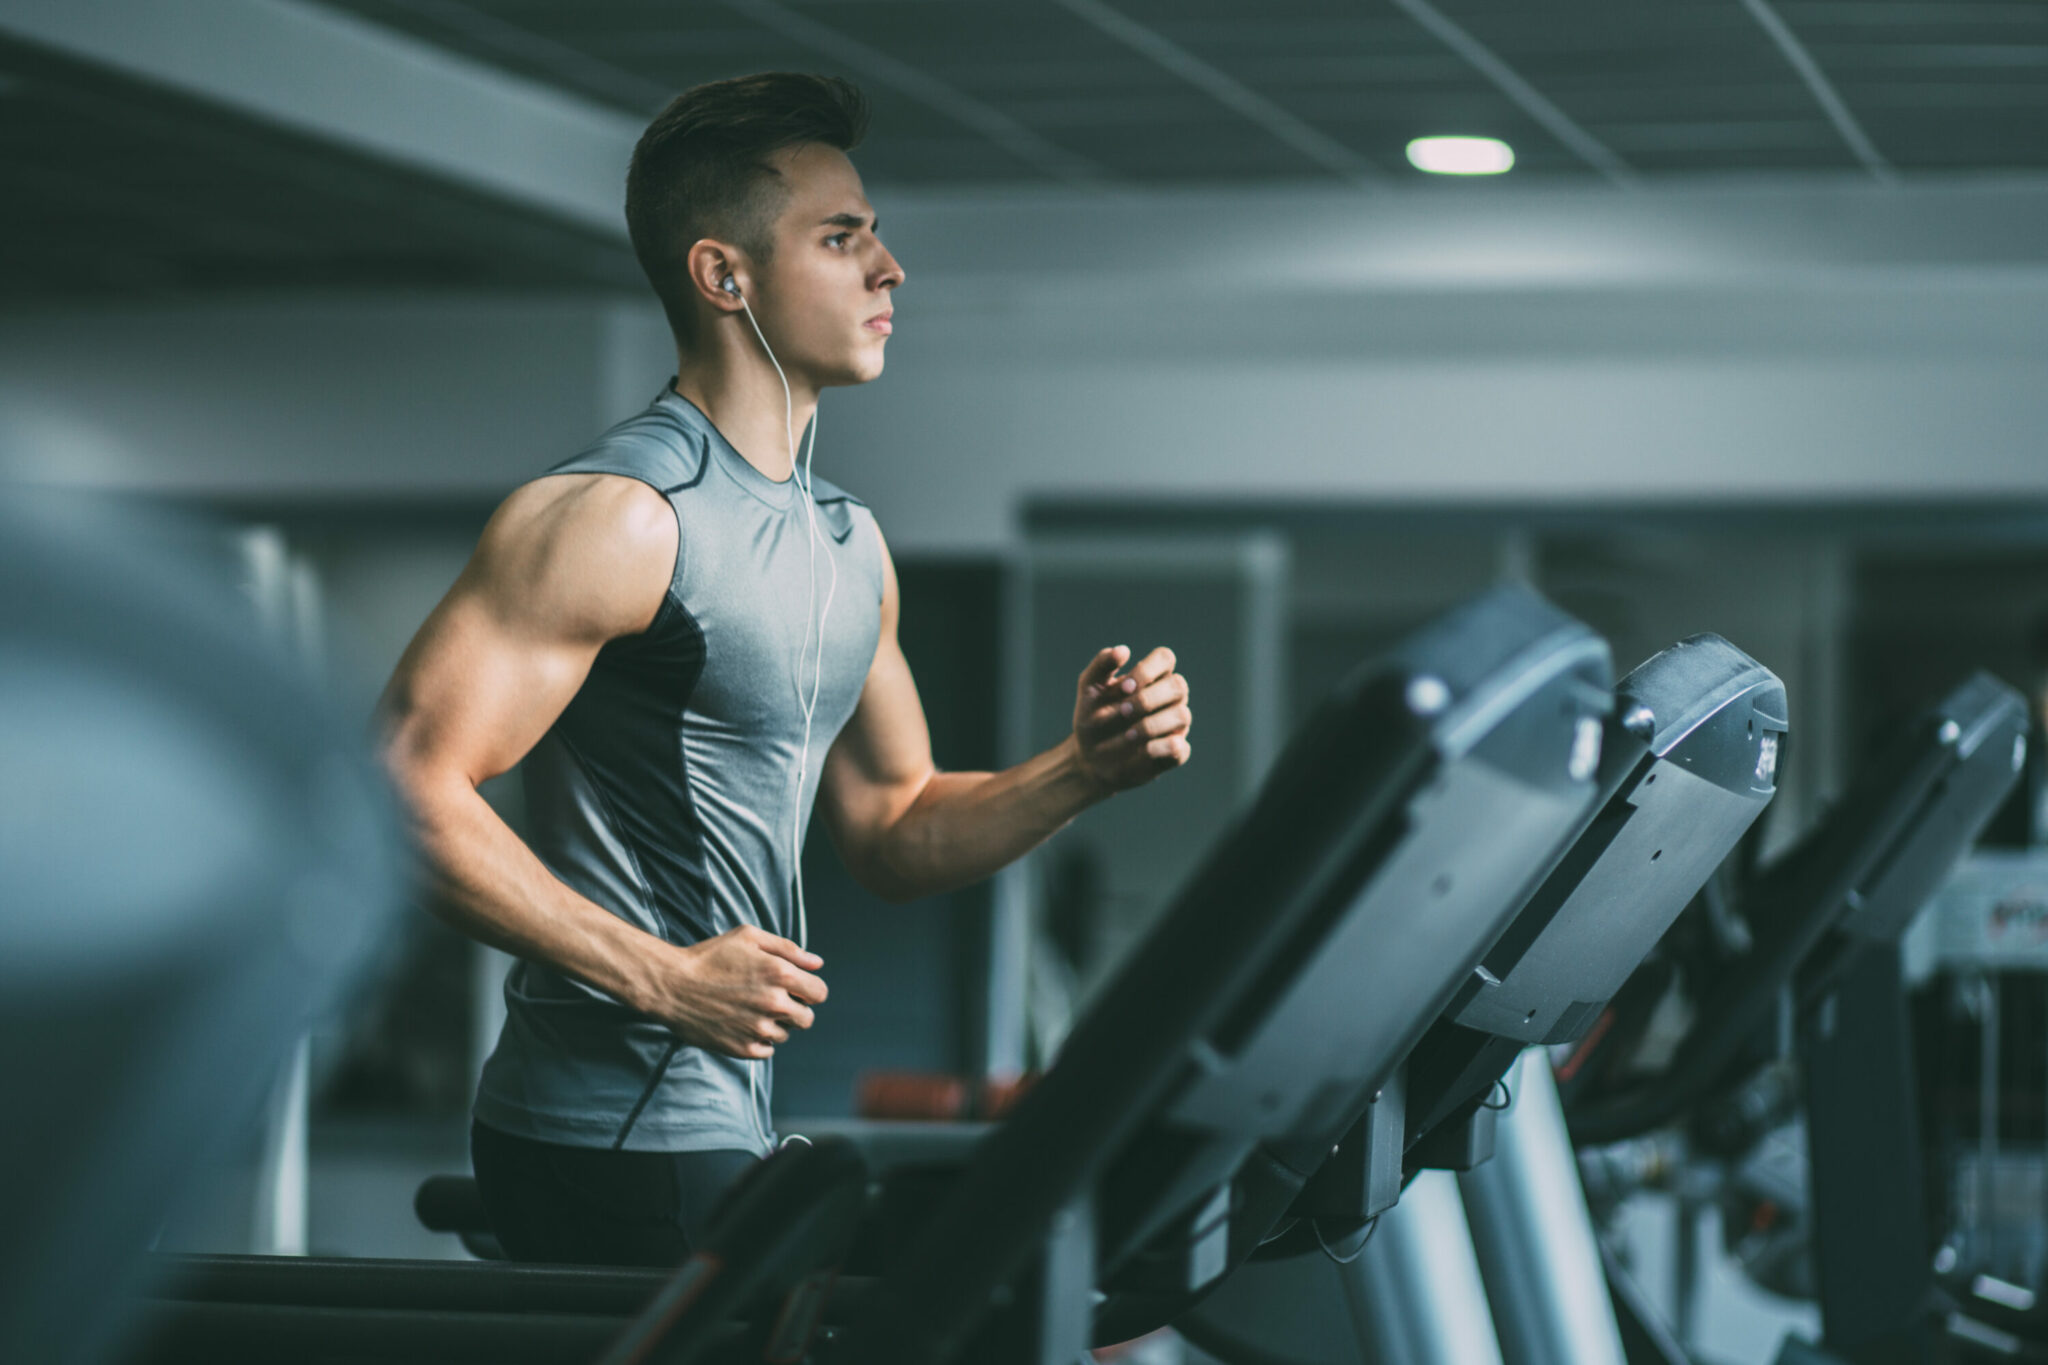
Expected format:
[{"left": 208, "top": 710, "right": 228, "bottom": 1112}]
[
  {"left": 1176, "top": 633, "right": 1788, "bottom": 1365},
  {"left": 0, "top": 498, "right": 403, "bottom": 1365},
  {"left": 128, "top": 584, "right": 1614, "bottom": 1365},
  {"left": 1410, "top": 632, "right": 1789, "bottom": 1168},
  {"left": 1560, "top": 672, "right": 2028, "bottom": 1365},
  {"left": 1793, "top": 676, "right": 2027, "bottom": 1365},
  {"left": 1564, "top": 671, "right": 2029, "bottom": 1146}
]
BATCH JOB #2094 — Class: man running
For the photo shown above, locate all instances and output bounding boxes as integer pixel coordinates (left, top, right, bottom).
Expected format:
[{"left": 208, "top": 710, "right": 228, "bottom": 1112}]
[{"left": 376, "top": 73, "right": 1193, "bottom": 1265}]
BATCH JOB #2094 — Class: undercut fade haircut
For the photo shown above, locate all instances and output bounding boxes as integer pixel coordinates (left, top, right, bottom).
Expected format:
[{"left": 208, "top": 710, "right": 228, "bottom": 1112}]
[{"left": 626, "top": 72, "right": 869, "bottom": 343}]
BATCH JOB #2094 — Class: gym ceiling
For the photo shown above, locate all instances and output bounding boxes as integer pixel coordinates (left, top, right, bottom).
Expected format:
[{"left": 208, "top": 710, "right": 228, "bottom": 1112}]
[{"left": 3, "top": 0, "right": 2044, "bottom": 296}]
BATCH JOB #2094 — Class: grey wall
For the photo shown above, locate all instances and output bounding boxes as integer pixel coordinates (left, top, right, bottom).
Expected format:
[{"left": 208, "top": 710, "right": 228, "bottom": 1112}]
[
  {"left": 5, "top": 179, "right": 2048, "bottom": 552},
  {"left": 0, "top": 295, "right": 626, "bottom": 498},
  {"left": 824, "top": 178, "right": 2048, "bottom": 549}
]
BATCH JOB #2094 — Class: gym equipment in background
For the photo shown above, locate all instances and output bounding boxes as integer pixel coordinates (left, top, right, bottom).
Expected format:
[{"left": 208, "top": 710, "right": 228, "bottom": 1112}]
[
  {"left": 1179, "top": 633, "right": 1787, "bottom": 1365},
  {"left": 1565, "top": 671, "right": 2028, "bottom": 1365},
  {"left": 0, "top": 495, "right": 402, "bottom": 1365},
  {"left": 1564, "top": 672, "right": 2027, "bottom": 1148}
]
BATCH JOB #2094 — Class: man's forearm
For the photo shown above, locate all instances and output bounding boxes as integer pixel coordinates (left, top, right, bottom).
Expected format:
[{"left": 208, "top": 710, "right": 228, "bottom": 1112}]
[
  {"left": 863, "top": 735, "right": 1112, "bottom": 901},
  {"left": 403, "top": 773, "right": 675, "bottom": 1014}
]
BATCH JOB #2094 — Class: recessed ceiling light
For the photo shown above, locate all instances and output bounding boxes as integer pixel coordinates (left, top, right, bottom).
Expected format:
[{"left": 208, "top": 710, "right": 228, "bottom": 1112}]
[{"left": 1406, "top": 136, "right": 1515, "bottom": 176}]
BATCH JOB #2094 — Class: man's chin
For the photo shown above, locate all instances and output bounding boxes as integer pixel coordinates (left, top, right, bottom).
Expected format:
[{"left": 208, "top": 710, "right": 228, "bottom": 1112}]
[{"left": 825, "top": 356, "right": 887, "bottom": 388}]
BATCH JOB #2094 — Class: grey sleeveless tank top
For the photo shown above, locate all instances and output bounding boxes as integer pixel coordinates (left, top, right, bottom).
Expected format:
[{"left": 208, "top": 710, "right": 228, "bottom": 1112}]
[{"left": 474, "top": 386, "right": 884, "bottom": 1152}]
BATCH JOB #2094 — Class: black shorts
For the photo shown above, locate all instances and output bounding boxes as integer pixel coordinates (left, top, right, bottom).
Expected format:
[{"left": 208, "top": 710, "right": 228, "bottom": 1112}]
[{"left": 469, "top": 1120, "right": 758, "bottom": 1266}]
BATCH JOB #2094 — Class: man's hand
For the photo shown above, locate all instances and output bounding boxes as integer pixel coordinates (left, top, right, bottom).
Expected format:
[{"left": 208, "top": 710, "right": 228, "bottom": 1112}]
[
  {"left": 1072, "top": 644, "right": 1193, "bottom": 792},
  {"left": 652, "top": 926, "right": 828, "bottom": 1061}
]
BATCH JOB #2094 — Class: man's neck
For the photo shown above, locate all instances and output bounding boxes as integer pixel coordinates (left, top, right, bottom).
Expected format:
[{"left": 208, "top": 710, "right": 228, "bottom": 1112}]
[{"left": 671, "top": 336, "right": 819, "bottom": 485}]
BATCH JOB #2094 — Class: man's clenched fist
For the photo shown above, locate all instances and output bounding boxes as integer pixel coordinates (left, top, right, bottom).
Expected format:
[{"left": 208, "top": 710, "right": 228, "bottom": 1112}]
[
  {"left": 653, "top": 925, "right": 827, "bottom": 1060},
  {"left": 1072, "top": 644, "right": 1193, "bottom": 792}
]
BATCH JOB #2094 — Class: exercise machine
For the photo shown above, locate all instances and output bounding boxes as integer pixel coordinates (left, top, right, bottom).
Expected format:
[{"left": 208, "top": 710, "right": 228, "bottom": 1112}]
[
  {"left": 131, "top": 584, "right": 1614, "bottom": 1365},
  {"left": 1564, "top": 672, "right": 2028, "bottom": 1365},
  {"left": 1178, "top": 633, "right": 1788, "bottom": 1365},
  {"left": 0, "top": 495, "right": 402, "bottom": 1365}
]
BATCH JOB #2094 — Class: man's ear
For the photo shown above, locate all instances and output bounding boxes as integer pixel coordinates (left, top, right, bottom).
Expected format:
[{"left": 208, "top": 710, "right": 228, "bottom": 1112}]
[{"left": 686, "top": 239, "right": 748, "bottom": 312}]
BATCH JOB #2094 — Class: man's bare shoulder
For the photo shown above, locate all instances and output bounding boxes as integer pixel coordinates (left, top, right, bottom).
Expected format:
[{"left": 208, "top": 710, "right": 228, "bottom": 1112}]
[{"left": 469, "top": 474, "right": 678, "bottom": 642}]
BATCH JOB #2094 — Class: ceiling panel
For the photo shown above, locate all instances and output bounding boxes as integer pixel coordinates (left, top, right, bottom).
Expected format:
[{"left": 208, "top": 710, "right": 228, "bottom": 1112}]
[
  {"left": 7, "top": 0, "right": 2047, "bottom": 297},
  {"left": 1416, "top": 0, "right": 1847, "bottom": 174},
  {"left": 312, "top": 0, "right": 2047, "bottom": 184},
  {"left": 1791, "top": 0, "right": 2048, "bottom": 170},
  {"left": 1109, "top": 0, "right": 1582, "bottom": 176}
]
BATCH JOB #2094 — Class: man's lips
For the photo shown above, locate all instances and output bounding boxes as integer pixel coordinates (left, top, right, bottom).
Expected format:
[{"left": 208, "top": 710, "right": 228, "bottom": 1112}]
[{"left": 864, "top": 312, "right": 893, "bottom": 335}]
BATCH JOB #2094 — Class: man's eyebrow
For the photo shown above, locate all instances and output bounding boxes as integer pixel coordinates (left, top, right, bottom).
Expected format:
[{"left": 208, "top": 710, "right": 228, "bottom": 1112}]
[{"left": 820, "top": 211, "right": 872, "bottom": 230}]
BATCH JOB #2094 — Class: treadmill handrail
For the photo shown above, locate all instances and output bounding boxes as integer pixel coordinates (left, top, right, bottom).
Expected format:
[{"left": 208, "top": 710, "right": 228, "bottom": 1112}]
[
  {"left": 1568, "top": 674, "right": 2026, "bottom": 1145},
  {"left": 1567, "top": 738, "right": 1949, "bottom": 1145},
  {"left": 841, "top": 587, "right": 1609, "bottom": 1365},
  {"left": 1404, "top": 637, "right": 1785, "bottom": 1149}
]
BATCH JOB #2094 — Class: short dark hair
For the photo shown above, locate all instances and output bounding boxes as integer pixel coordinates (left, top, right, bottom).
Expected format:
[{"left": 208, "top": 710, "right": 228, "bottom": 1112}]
[{"left": 626, "top": 73, "right": 869, "bottom": 341}]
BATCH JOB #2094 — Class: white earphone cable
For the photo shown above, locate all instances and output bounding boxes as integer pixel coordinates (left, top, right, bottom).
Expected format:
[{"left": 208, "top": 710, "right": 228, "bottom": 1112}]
[
  {"left": 736, "top": 293, "right": 839, "bottom": 953},
  {"left": 735, "top": 287, "right": 839, "bottom": 1154}
]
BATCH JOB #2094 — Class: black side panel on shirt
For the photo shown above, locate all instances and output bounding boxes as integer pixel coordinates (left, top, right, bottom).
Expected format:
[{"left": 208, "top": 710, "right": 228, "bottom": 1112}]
[{"left": 553, "top": 593, "right": 712, "bottom": 941}]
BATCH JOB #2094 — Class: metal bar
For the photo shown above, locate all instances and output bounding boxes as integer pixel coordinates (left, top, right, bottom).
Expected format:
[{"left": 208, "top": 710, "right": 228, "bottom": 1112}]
[
  {"left": 242, "top": 528, "right": 310, "bottom": 1258},
  {"left": 1354, "top": 1169, "right": 1507, "bottom": 1365},
  {"left": 1458, "top": 1050, "right": 1628, "bottom": 1365},
  {"left": 1032, "top": 1193, "right": 1096, "bottom": 1365},
  {"left": 1238, "top": 533, "right": 1291, "bottom": 792},
  {"left": 1383, "top": 0, "right": 1636, "bottom": 186},
  {"left": 0, "top": 0, "right": 639, "bottom": 236},
  {"left": 1050, "top": 0, "right": 1382, "bottom": 186},
  {"left": 1175, "top": 1169, "right": 1503, "bottom": 1364},
  {"left": 1802, "top": 945, "right": 1936, "bottom": 1361},
  {"left": 1673, "top": 1193, "right": 1699, "bottom": 1348},
  {"left": 1981, "top": 972, "right": 2001, "bottom": 1269},
  {"left": 1602, "top": 1241, "right": 1691, "bottom": 1365},
  {"left": 1736, "top": 0, "right": 1897, "bottom": 186},
  {"left": 145, "top": 1253, "right": 668, "bottom": 1316},
  {"left": 374, "top": 0, "right": 674, "bottom": 112},
  {"left": 126, "top": 1299, "right": 642, "bottom": 1365},
  {"left": 251, "top": 1038, "right": 310, "bottom": 1255}
]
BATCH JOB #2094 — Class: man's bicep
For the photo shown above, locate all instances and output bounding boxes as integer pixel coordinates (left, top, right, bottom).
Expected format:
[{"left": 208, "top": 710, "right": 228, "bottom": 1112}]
[
  {"left": 845, "top": 521, "right": 928, "bottom": 771},
  {"left": 379, "top": 478, "right": 672, "bottom": 789},
  {"left": 381, "top": 580, "right": 601, "bottom": 789},
  {"left": 820, "top": 625, "right": 938, "bottom": 852}
]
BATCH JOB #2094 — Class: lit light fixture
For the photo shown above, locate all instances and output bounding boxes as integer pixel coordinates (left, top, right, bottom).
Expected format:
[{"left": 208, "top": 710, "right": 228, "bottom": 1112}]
[{"left": 1406, "top": 136, "right": 1515, "bottom": 176}]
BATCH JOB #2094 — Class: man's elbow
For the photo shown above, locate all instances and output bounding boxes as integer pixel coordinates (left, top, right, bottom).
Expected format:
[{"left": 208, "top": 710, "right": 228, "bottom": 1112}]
[
  {"left": 836, "top": 818, "right": 935, "bottom": 905},
  {"left": 835, "top": 778, "right": 937, "bottom": 905},
  {"left": 377, "top": 745, "right": 436, "bottom": 817},
  {"left": 377, "top": 742, "right": 470, "bottom": 838},
  {"left": 846, "top": 843, "right": 924, "bottom": 905}
]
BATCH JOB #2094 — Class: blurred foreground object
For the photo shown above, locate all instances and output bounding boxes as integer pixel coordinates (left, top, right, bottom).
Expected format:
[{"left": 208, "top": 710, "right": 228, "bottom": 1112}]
[{"left": 0, "top": 491, "right": 403, "bottom": 1364}]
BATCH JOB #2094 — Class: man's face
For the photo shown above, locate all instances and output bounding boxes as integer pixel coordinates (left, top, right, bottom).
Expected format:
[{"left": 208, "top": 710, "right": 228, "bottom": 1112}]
[{"left": 750, "top": 143, "right": 903, "bottom": 388}]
